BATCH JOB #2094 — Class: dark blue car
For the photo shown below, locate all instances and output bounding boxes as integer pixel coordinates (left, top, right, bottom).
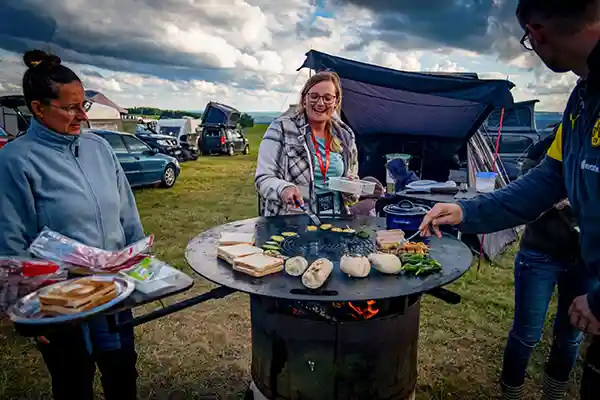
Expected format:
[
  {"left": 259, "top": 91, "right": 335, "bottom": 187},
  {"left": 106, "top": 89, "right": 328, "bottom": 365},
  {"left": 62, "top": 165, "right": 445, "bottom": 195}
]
[{"left": 88, "top": 129, "right": 181, "bottom": 188}]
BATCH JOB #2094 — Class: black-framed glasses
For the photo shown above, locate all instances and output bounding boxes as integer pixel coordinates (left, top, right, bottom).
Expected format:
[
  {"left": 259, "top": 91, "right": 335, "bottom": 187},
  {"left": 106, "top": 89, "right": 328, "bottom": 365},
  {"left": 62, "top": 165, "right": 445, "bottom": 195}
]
[
  {"left": 306, "top": 92, "right": 337, "bottom": 105},
  {"left": 47, "top": 100, "right": 92, "bottom": 116},
  {"left": 520, "top": 30, "right": 533, "bottom": 51}
]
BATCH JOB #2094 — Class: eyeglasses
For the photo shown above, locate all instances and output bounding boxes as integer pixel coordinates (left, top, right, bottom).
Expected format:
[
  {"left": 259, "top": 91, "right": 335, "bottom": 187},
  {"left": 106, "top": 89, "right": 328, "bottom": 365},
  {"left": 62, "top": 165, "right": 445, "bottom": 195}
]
[
  {"left": 520, "top": 30, "right": 533, "bottom": 51},
  {"left": 47, "top": 100, "right": 91, "bottom": 116},
  {"left": 306, "top": 92, "right": 337, "bottom": 105}
]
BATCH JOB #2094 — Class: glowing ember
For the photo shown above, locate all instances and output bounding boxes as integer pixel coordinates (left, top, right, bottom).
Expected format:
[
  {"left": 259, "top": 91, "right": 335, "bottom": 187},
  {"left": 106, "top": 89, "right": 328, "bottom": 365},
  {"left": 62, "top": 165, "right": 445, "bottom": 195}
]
[{"left": 347, "top": 300, "right": 380, "bottom": 320}]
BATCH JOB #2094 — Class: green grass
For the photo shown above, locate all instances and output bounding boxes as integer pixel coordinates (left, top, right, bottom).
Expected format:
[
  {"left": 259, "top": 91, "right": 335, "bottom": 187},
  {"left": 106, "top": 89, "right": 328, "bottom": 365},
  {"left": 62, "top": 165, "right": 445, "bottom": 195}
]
[{"left": 0, "top": 123, "right": 583, "bottom": 399}]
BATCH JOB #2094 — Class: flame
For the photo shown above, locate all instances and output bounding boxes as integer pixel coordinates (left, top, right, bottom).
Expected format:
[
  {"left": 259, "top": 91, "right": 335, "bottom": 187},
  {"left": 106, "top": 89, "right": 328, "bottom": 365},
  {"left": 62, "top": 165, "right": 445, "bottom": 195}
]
[{"left": 347, "top": 300, "right": 380, "bottom": 320}]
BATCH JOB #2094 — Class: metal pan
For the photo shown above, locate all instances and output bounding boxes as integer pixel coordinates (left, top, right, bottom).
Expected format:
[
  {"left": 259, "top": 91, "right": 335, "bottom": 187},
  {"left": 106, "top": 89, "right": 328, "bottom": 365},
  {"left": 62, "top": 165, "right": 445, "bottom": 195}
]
[{"left": 8, "top": 275, "right": 135, "bottom": 325}]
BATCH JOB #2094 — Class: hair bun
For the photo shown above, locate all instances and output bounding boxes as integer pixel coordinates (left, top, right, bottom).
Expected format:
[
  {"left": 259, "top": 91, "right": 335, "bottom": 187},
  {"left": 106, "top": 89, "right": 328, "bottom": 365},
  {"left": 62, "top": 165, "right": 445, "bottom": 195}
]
[{"left": 23, "top": 49, "right": 62, "bottom": 69}]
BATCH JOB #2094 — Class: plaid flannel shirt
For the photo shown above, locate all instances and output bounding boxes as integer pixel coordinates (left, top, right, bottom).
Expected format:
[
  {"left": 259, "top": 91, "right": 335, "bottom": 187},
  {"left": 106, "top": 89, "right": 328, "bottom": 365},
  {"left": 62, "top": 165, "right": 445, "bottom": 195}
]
[{"left": 255, "top": 112, "right": 359, "bottom": 216}]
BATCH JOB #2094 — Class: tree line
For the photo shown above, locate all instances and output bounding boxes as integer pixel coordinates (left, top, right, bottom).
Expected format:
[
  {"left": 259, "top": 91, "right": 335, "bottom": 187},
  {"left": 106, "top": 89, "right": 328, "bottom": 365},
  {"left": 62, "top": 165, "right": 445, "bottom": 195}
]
[{"left": 127, "top": 107, "right": 254, "bottom": 128}]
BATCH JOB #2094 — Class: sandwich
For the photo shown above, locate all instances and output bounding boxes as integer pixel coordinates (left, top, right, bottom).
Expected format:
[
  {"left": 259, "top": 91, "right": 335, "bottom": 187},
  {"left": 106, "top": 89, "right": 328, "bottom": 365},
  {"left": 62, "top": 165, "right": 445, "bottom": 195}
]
[
  {"left": 376, "top": 229, "right": 406, "bottom": 251},
  {"left": 39, "top": 277, "right": 117, "bottom": 315},
  {"left": 232, "top": 253, "right": 284, "bottom": 277},
  {"left": 218, "top": 232, "right": 255, "bottom": 246},
  {"left": 217, "top": 243, "right": 263, "bottom": 265}
]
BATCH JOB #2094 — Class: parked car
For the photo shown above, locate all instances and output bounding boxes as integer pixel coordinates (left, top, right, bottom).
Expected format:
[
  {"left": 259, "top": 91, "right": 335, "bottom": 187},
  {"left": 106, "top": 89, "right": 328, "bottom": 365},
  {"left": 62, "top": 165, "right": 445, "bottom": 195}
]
[
  {"left": 0, "top": 94, "right": 33, "bottom": 137},
  {"left": 134, "top": 127, "right": 185, "bottom": 162},
  {"left": 199, "top": 102, "right": 249, "bottom": 156},
  {"left": 482, "top": 100, "right": 542, "bottom": 181},
  {"left": 89, "top": 129, "right": 180, "bottom": 188},
  {"left": 156, "top": 118, "right": 200, "bottom": 160}
]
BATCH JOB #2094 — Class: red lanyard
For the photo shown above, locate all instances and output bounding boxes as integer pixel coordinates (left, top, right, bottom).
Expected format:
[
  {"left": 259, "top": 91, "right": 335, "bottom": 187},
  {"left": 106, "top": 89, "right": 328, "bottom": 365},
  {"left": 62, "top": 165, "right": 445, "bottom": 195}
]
[{"left": 311, "top": 132, "right": 331, "bottom": 183}]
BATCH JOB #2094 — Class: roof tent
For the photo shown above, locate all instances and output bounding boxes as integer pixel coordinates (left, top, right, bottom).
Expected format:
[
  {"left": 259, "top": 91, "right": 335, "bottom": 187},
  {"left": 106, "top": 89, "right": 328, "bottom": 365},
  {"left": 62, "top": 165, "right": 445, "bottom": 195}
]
[
  {"left": 201, "top": 101, "right": 241, "bottom": 127},
  {"left": 298, "top": 50, "right": 515, "bottom": 181}
]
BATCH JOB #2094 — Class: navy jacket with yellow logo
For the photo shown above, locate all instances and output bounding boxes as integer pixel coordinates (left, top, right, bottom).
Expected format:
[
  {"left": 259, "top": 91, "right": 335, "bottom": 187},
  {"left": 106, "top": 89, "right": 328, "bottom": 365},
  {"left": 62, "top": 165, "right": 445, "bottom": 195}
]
[{"left": 456, "top": 44, "right": 600, "bottom": 319}]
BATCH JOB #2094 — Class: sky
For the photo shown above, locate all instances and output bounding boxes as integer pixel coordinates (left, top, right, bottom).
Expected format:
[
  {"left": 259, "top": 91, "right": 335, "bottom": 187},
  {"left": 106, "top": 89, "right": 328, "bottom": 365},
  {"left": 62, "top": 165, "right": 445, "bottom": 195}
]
[{"left": 0, "top": 0, "right": 581, "bottom": 113}]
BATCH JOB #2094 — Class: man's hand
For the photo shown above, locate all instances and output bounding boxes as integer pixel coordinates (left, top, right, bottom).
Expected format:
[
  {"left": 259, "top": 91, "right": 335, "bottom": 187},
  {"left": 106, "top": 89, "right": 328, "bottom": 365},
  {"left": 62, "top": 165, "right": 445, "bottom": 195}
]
[
  {"left": 569, "top": 295, "right": 600, "bottom": 335},
  {"left": 280, "top": 186, "right": 303, "bottom": 206},
  {"left": 418, "top": 203, "right": 464, "bottom": 238}
]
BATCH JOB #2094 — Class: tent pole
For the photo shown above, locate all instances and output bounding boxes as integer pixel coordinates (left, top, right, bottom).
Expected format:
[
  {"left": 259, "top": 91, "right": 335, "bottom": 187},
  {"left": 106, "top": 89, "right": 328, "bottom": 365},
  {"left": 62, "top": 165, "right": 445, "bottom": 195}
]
[
  {"left": 478, "top": 107, "right": 505, "bottom": 272},
  {"left": 419, "top": 142, "right": 425, "bottom": 179}
]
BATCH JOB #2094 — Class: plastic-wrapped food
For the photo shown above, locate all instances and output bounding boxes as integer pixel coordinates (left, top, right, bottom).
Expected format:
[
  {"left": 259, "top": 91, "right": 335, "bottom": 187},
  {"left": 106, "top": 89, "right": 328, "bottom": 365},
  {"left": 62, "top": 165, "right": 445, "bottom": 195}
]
[
  {"left": 28, "top": 227, "right": 154, "bottom": 271},
  {"left": 0, "top": 257, "right": 67, "bottom": 315}
]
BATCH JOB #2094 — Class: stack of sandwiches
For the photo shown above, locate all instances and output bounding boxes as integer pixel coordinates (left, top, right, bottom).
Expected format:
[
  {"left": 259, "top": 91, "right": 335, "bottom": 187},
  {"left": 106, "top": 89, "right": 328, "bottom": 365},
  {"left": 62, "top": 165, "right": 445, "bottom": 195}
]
[
  {"left": 39, "top": 277, "right": 117, "bottom": 315},
  {"left": 217, "top": 232, "right": 284, "bottom": 277}
]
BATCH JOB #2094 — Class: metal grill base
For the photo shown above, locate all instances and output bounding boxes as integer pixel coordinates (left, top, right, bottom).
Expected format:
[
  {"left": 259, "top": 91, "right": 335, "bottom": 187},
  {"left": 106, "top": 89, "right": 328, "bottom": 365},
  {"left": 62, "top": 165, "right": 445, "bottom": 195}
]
[{"left": 250, "top": 295, "right": 420, "bottom": 400}]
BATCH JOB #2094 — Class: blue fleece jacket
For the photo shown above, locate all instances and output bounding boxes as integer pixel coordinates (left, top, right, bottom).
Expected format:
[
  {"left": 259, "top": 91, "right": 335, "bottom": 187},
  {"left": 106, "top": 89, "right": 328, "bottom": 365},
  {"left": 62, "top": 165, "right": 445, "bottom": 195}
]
[
  {"left": 0, "top": 118, "right": 144, "bottom": 351},
  {"left": 458, "top": 52, "right": 600, "bottom": 320}
]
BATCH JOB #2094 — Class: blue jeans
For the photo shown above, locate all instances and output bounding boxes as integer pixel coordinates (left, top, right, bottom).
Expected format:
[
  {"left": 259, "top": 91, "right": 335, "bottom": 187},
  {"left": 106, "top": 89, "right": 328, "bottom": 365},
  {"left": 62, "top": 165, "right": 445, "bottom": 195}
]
[{"left": 501, "top": 248, "right": 591, "bottom": 386}]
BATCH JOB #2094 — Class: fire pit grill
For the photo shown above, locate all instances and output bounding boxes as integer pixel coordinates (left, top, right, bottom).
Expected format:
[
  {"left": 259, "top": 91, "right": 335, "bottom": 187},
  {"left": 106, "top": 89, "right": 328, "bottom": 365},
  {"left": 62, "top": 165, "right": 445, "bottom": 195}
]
[
  {"left": 184, "top": 215, "right": 473, "bottom": 400},
  {"left": 185, "top": 215, "right": 472, "bottom": 302}
]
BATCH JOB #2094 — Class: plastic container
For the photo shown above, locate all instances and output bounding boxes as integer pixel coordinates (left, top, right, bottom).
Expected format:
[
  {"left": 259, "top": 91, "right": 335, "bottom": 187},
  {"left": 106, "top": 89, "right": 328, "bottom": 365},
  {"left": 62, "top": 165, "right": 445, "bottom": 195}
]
[
  {"left": 359, "top": 179, "right": 376, "bottom": 196},
  {"left": 328, "top": 177, "right": 363, "bottom": 195},
  {"left": 119, "top": 257, "right": 177, "bottom": 294},
  {"left": 475, "top": 172, "right": 498, "bottom": 193}
]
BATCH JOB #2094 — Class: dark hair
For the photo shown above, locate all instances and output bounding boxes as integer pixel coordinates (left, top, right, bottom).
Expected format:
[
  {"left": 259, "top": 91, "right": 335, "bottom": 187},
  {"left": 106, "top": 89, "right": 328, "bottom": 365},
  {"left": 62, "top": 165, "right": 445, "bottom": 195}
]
[
  {"left": 22, "top": 50, "right": 81, "bottom": 112},
  {"left": 517, "top": 0, "right": 600, "bottom": 28}
]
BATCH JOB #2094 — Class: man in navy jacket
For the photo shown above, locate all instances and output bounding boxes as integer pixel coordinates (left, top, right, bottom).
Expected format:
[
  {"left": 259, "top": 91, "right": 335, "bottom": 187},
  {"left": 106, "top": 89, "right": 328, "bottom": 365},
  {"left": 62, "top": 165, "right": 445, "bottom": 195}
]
[{"left": 420, "top": 1, "right": 600, "bottom": 398}]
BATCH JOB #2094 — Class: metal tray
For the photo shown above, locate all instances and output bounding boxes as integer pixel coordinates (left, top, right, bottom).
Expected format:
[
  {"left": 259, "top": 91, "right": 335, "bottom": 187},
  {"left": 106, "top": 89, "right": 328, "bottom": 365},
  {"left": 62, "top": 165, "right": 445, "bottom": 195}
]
[{"left": 8, "top": 275, "right": 135, "bottom": 325}]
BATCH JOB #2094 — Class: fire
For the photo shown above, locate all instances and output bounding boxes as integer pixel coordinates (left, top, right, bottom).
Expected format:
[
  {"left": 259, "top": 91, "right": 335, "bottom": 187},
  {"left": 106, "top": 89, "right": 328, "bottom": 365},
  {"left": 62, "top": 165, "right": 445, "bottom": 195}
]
[{"left": 347, "top": 300, "right": 379, "bottom": 320}]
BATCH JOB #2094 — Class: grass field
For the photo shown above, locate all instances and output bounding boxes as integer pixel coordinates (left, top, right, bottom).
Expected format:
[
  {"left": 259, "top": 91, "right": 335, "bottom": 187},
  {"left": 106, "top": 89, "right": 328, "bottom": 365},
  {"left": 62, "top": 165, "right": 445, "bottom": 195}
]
[{"left": 0, "top": 124, "right": 583, "bottom": 399}]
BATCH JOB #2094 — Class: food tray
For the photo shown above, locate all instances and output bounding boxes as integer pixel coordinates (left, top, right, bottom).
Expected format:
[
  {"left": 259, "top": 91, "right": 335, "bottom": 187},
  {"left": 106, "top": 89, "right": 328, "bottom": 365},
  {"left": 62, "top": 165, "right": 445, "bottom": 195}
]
[{"left": 8, "top": 275, "right": 135, "bottom": 325}]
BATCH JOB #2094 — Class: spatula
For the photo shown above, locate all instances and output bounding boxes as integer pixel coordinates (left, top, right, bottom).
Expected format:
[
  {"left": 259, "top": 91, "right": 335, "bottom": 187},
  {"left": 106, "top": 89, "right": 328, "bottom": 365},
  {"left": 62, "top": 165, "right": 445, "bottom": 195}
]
[{"left": 294, "top": 199, "right": 321, "bottom": 226}]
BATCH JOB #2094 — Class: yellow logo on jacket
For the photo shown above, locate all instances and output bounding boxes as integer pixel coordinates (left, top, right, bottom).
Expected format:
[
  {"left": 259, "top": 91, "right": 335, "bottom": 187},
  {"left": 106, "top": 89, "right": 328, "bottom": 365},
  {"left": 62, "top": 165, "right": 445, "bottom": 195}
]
[{"left": 592, "top": 119, "right": 600, "bottom": 147}]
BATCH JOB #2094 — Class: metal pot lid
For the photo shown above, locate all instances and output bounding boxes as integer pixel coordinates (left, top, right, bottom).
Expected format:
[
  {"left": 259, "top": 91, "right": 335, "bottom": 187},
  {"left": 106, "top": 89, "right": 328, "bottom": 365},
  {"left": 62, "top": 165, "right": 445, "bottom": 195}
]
[
  {"left": 383, "top": 200, "right": 430, "bottom": 216},
  {"left": 185, "top": 215, "right": 473, "bottom": 302}
]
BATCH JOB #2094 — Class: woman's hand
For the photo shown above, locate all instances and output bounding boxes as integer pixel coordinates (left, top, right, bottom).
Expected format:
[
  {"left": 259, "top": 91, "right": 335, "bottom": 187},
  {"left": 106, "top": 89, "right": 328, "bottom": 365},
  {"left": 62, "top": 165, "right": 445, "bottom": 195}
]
[{"left": 280, "top": 186, "right": 303, "bottom": 206}]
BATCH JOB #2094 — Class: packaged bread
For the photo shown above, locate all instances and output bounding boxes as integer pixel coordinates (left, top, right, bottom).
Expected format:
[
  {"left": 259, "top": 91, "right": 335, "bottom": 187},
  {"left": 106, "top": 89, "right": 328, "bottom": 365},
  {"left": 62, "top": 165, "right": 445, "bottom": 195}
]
[
  {"left": 368, "top": 253, "right": 403, "bottom": 274},
  {"left": 340, "top": 255, "right": 371, "bottom": 278},
  {"left": 302, "top": 258, "right": 333, "bottom": 289},
  {"left": 285, "top": 256, "right": 309, "bottom": 276},
  {"left": 232, "top": 254, "right": 284, "bottom": 277}
]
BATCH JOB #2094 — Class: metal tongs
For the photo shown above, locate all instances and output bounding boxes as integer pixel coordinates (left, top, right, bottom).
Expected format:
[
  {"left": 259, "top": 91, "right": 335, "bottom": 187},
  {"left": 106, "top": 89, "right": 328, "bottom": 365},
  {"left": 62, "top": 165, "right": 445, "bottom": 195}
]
[{"left": 294, "top": 199, "right": 321, "bottom": 226}]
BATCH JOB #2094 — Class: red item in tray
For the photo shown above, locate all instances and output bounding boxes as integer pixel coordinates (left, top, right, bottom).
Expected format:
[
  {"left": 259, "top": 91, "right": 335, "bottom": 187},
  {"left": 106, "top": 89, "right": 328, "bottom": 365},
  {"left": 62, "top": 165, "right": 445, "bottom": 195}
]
[{"left": 21, "top": 260, "right": 60, "bottom": 277}]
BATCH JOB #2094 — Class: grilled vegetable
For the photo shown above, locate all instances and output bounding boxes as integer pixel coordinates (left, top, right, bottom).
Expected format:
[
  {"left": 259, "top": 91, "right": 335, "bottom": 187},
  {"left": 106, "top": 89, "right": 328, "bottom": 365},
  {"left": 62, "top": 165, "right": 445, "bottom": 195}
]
[
  {"left": 331, "top": 227, "right": 343, "bottom": 233},
  {"left": 264, "top": 241, "right": 279, "bottom": 246},
  {"left": 320, "top": 224, "right": 332, "bottom": 231},
  {"left": 270, "top": 235, "right": 285, "bottom": 242},
  {"left": 262, "top": 245, "right": 281, "bottom": 251},
  {"left": 342, "top": 228, "right": 356, "bottom": 234},
  {"left": 281, "top": 232, "right": 297, "bottom": 237},
  {"left": 306, "top": 225, "right": 318, "bottom": 232},
  {"left": 356, "top": 230, "right": 370, "bottom": 239}
]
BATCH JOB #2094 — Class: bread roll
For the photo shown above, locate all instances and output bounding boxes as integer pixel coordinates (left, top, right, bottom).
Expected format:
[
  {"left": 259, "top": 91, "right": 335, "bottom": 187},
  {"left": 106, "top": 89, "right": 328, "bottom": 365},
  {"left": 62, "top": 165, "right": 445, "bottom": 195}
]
[
  {"left": 302, "top": 258, "right": 333, "bottom": 289},
  {"left": 285, "top": 256, "right": 309, "bottom": 276},
  {"left": 340, "top": 255, "right": 371, "bottom": 278},
  {"left": 368, "top": 253, "right": 402, "bottom": 274}
]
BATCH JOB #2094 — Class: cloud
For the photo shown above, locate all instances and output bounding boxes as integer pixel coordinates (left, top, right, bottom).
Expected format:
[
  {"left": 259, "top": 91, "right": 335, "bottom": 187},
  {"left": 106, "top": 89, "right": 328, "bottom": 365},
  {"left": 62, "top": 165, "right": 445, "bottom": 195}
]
[{"left": 0, "top": 0, "right": 576, "bottom": 112}]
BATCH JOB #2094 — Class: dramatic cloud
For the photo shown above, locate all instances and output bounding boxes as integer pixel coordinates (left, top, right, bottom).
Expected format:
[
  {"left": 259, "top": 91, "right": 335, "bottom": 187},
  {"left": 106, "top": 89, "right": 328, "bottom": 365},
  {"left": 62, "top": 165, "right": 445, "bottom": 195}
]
[{"left": 0, "top": 0, "right": 577, "bottom": 111}]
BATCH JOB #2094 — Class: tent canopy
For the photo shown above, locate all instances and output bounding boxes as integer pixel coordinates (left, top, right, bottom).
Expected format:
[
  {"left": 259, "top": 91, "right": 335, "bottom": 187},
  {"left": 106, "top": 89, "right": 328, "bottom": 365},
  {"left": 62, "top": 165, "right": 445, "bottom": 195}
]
[
  {"left": 299, "top": 50, "right": 515, "bottom": 142},
  {"left": 298, "top": 50, "right": 515, "bottom": 182}
]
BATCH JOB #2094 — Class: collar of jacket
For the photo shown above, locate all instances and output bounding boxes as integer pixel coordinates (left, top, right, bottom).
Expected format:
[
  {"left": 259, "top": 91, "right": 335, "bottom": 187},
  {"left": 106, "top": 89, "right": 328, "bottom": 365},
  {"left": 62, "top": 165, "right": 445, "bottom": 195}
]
[{"left": 28, "top": 118, "right": 79, "bottom": 152}]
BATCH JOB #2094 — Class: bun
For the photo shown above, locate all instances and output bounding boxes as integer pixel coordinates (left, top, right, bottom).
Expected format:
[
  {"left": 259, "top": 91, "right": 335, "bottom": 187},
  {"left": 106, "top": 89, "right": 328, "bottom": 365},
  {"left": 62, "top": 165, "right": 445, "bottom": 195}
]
[{"left": 23, "top": 49, "right": 62, "bottom": 69}]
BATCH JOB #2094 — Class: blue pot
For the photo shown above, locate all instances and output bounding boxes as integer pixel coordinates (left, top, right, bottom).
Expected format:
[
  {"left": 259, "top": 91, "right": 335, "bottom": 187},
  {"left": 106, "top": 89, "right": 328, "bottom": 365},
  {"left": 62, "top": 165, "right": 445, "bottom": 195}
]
[{"left": 383, "top": 200, "right": 430, "bottom": 233}]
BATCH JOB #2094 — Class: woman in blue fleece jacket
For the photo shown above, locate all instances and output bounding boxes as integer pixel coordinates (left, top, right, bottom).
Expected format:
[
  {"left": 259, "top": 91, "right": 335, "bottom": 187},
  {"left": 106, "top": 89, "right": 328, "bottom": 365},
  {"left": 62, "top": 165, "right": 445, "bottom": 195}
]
[{"left": 0, "top": 50, "right": 141, "bottom": 400}]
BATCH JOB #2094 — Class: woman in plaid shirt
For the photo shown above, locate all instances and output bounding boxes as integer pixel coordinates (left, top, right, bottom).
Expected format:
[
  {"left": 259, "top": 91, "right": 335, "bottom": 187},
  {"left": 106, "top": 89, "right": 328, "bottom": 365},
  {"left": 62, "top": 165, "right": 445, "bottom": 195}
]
[{"left": 255, "top": 71, "right": 360, "bottom": 217}]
